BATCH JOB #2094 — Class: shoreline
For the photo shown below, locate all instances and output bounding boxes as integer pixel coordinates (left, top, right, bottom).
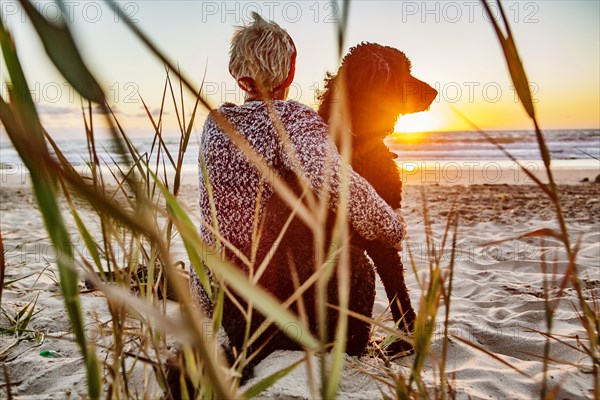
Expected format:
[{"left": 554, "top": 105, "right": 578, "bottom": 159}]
[
  {"left": 1, "top": 159, "right": 599, "bottom": 188},
  {"left": 398, "top": 159, "right": 600, "bottom": 185}
]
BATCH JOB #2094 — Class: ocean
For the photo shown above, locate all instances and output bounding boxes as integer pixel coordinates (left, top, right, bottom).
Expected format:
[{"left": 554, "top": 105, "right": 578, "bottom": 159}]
[
  {"left": 386, "top": 129, "right": 600, "bottom": 161},
  {"left": 1, "top": 129, "right": 599, "bottom": 169}
]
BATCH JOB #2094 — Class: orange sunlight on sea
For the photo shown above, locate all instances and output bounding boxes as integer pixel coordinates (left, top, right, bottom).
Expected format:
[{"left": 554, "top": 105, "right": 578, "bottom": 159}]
[{"left": 394, "top": 111, "right": 442, "bottom": 140}]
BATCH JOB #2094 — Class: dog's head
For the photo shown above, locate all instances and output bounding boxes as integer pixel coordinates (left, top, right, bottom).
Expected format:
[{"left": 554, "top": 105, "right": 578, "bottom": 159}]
[{"left": 318, "top": 43, "right": 437, "bottom": 138}]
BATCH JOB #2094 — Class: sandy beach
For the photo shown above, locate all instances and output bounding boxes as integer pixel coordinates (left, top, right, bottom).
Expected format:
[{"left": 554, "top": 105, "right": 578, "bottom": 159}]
[
  {"left": 1, "top": 177, "right": 599, "bottom": 399},
  {"left": 0, "top": 0, "right": 597, "bottom": 396}
]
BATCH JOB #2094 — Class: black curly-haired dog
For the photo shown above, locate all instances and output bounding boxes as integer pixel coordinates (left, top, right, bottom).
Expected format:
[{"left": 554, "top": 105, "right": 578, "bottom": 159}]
[
  {"left": 316, "top": 42, "right": 438, "bottom": 345},
  {"left": 217, "top": 43, "right": 438, "bottom": 379}
]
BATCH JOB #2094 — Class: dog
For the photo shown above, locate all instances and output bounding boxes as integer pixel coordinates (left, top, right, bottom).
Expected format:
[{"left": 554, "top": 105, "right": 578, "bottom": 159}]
[{"left": 317, "top": 42, "right": 438, "bottom": 347}]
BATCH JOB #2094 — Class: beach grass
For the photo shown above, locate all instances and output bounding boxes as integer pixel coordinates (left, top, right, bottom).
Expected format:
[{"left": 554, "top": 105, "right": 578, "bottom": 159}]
[{"left": 0, "top": 0, "right": 598, "bottom": 399}]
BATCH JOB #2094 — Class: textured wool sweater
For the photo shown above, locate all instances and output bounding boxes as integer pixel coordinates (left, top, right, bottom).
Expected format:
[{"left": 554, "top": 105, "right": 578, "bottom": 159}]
[{"left": 196, "top": 100, "right": 404, "bottom": 259}]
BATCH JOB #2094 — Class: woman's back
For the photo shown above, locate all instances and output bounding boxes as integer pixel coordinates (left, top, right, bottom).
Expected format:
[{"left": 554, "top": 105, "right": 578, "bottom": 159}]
[{"left": 198, "top": 99, "right": 323, "bottom": 258}]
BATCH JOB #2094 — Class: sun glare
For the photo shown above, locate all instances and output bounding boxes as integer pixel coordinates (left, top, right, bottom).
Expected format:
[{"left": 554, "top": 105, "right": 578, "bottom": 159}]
[{"left": 394, "top": 112, "right": 439, "bottom": 134}]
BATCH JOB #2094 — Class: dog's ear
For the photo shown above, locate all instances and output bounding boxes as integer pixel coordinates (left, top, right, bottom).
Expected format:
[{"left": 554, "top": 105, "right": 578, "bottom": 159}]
[{"left": 316, "top": 72, "right": 338, "bottom": 122}]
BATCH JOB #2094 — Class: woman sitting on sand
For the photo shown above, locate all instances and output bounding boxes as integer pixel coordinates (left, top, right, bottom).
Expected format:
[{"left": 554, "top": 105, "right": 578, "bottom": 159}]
[{"left": 190, "top": 13, "right": 406, "bottom": 373}]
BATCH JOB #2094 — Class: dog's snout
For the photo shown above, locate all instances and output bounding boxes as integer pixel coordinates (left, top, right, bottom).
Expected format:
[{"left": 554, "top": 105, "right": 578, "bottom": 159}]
[
  {"left": 422, "top": 82, "right": 437, "bottom": 107},
  {"left": 412, "top": 77, "right": 437, "bottom": 107},
  {"left": 401, "top": 76, "right": 437, "bottom": 113}
]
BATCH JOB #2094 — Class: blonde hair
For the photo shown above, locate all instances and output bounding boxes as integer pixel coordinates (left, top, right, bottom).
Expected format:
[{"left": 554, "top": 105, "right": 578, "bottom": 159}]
[{"left": 229, "top": 12, "right": 295, "bottom": 93}]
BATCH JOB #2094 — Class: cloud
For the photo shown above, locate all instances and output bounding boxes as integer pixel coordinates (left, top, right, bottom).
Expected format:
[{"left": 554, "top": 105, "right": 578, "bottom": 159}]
[
  {"left": 36, "top": 104, "right": 77, "bottom": 116},
  {"left": 131, "top": 107, "right": 170, "bottom": 118},
  {"left": 93, "top": 104, "right": 119, "bottom": 115}
]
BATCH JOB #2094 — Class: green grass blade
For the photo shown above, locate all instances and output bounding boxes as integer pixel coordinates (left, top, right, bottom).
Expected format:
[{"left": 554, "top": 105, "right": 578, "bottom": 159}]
[
  {"left": 481, "top": 1, "right": 554, "bottom": 172},
  {"left": 2, "top": 272, "right": 40, "bottom": 286},
  {"left": 18, "top": 0, "right": 105, "bottom": 103},
  {"left": 0, "top": 230, "right": 4, "bottom": 303},
  {"left": 0, "top": 17, "right": 42, "bottom": 142},
  {"left": 16, "top": 294, "right": 40, "bottom": 334},
  {"left": 105, "top": 0, "right": 211, "bottom": 110},
  {"left": 212, "top": 287, "right": 224, "bottom": 334},
  {"left": 335, "top": 0, "right": 351, "bottom": 60},
  {"left": 0, "top": 20, "right": 101, "bottom": 398},
  {"left": 325, "top": 139, "right": 352, "bottom": 399},
  {"left": 69, "top": 199, "right": 104, "bottom": 274},
  {"left": 480, "top": 0, "right": 535, "bottom": 120},
  {"left": 29, "top": 174, "right": 102, "bottom": 398}
]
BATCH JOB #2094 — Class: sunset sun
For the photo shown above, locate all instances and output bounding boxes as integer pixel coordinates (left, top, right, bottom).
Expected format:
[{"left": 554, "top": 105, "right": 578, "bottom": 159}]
[{"left": 394, "top": 112, "right": 439, "bottom": 134}]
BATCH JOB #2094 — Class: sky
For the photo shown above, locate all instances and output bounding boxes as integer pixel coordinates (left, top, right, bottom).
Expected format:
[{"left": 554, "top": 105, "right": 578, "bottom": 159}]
[{"left": 1, "top": 0, "right": 599, "bottom": 138}]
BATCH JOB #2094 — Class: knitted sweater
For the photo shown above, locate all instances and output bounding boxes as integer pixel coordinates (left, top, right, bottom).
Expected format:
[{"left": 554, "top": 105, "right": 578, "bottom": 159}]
[{"left": 196, "top": 100, "right": 404, "bottom": 259}]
